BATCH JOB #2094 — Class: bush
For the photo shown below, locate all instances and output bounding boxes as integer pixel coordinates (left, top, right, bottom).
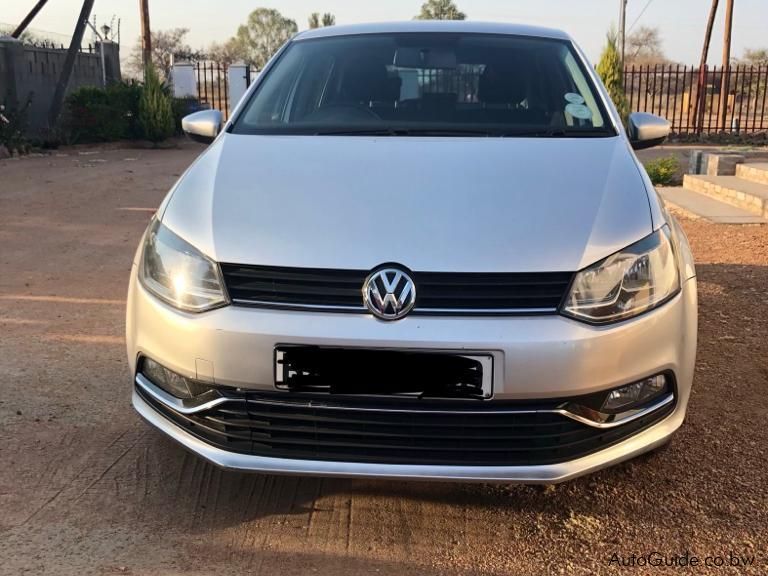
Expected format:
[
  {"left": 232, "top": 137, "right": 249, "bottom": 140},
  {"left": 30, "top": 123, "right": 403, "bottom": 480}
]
[
  {"left": 596, "top": 30, "right": 629, "bottom": 124},
  {"left": 107, "top": 81, "right": 143, "bottom": 139},
  {"left": 0, "top": 97, "right": 31, "bottom": 154},
  {"left": 645, "top": 156, "right": 680, "bottom": 186},
  {"left": 139, "top": 65, "right": 175, "bottom": 143},
  {"left": 65, "top": 81, "right": 142, "bottom": 143}
]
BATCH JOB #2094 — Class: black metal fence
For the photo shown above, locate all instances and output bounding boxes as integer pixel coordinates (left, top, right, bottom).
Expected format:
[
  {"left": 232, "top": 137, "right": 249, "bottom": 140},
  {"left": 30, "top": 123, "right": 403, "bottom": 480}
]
[
  {"left": 195, "top": 62, "right": 231, "bottom": 118},
  {"left": 624, "top": 64, "right": 768, "bottom": 134}
]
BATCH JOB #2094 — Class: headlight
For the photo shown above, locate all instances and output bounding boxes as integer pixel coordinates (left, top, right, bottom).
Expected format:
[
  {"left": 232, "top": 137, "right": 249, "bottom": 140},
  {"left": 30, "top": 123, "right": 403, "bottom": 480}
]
[
  {"left": 139, "top": 219, "right": 228, "bottom": 312},
  {"left": 562, "top": 227, "right": 679, "bottom": 324}
]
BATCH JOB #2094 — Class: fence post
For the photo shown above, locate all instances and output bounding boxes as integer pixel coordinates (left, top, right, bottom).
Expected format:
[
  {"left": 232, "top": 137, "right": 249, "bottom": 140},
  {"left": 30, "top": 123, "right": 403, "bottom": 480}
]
[
  {"left": 228, "top": 61, "right": 249, "bottom": 113},
  {"left": 171, "top": 61, "right": 196, "bottom": 98}
]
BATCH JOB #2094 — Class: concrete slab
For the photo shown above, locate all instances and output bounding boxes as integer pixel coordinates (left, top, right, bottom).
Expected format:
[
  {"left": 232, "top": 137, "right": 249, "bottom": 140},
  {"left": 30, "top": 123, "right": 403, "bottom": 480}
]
[{"left": 658, "top": 187, "right": 768, "bottom": 224}]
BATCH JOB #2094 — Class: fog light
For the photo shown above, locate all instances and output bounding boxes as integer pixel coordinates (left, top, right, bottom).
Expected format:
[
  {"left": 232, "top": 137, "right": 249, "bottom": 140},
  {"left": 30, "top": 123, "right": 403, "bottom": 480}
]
[
  {"left": 602, "top": 374, "right": 668, "bottom": 412},
  {"left": 141, "top": 357, "right": 211, "bottom": 399}
]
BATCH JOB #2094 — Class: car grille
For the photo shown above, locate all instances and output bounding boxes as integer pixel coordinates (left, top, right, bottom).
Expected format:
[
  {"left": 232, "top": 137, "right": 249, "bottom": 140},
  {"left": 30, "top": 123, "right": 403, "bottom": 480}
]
[
  {"left": 219, "top": 264, "right": 573, "bottom": 314},
  {"left": 138, "top": 388, "right": 674, "bottom": 467}
]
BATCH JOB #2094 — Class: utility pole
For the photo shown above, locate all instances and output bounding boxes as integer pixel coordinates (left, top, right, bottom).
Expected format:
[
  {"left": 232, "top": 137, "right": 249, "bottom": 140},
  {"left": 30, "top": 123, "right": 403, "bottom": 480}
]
[
  {"left": 719, "top": 0, "right": 735, "bottom": 131},
  {"left": 618, "top": 0, "right": 628, "bottom": 67},
  {"left": 11, "top": 0, "right": 50, "bottom": 38},
  {"left": 139, "top": 0, "right": 152, "bottom": 76},
  {"left": 693, "top": 0, "right": 720, "bottom": 133},
  {"left": 47, "top": 0, "right": 95, "bottom": 129}
]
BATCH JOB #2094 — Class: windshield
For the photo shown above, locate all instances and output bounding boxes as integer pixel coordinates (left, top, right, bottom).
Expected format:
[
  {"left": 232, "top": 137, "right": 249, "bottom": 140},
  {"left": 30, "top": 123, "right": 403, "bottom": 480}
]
[{"left": 232, "top": 33, "right": 615, "bottom": 137}]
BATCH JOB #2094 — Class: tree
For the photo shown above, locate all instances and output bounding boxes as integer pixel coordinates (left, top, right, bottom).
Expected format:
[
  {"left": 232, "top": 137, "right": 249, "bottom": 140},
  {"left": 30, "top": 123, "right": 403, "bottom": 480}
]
[
  {"left": 740, "top": 48, "right": 768, "bottom": 65},
  {"left": 737, "top": 48, "right": 768, "bottom": 101},
  {"left": 416, "top": 0, "right": 466, "bottom": 20},
  {"left": 234, "top": 8, "right": 298, "bottom": 70},
  {"left": 138, "top": 64, "right": 174, "bottom": 143},
  {"left": 127, "top": 28, "right": 194, "bottom": 80},
  {"left": 596, "top": 30, "right": 629, "bottom": 123},
  {"left": 625, "top": 26, "right": 668, "bottom": 66},
  {"left": 207, "top": 37, "right": 249, "bottom": 65},
  {"left": 308, "top": 12, "right": 335, "bottom": 29}
]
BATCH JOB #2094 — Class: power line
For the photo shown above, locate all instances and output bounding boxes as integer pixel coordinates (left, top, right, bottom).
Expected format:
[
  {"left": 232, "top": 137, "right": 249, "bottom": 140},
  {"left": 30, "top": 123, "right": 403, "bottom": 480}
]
[
  {"left": 628, "top": 0, "right": 657, "bottom": 33},
  {"left": 0, "top": 21, "right": 72, "bottom": 41}
]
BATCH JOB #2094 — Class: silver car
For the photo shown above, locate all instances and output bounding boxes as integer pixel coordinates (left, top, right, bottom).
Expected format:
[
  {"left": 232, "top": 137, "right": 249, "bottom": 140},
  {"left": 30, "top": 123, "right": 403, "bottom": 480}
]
[{"left": 127, "top": 21, "right": 697, "bottom": 483}]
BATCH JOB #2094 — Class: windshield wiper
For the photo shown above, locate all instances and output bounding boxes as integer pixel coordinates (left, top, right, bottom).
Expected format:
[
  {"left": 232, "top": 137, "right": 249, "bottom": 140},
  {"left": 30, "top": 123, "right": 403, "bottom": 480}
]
[
  {"left": 314, "top": 128, "right": 493, "bottom": 137},
  {"left": 396, "top": 128, "right": 494, "bottom": 137},
  {"left": 500, "top": 128, "right": 612, "bottom": 138},
  {"left": 315, "top": 128, "right": 400, "bottom": 136},
  {"left": 314, "top": 127, "right": 612, "bottom": 138}
]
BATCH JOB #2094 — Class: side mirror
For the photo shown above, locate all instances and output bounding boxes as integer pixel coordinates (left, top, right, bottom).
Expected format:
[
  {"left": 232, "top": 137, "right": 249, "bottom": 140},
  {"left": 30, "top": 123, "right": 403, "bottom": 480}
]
[
  {"left": 628, "top": 112, "right": 671, "bottom": 151},
  {"left": 181, "top": 109, "right": 223, "bottom": 145}
]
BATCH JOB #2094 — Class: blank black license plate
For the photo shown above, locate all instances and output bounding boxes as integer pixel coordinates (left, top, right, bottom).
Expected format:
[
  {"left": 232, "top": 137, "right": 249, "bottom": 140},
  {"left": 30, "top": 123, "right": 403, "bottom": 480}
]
[{"left": 275, "top": 346, "right": 493, "bottom": 400}]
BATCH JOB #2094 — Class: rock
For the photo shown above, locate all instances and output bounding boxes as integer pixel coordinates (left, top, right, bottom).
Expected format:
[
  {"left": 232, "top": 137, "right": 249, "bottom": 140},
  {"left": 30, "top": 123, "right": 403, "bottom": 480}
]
[{"left": 0, "top": 145, "right": 11, "bottom": 159}]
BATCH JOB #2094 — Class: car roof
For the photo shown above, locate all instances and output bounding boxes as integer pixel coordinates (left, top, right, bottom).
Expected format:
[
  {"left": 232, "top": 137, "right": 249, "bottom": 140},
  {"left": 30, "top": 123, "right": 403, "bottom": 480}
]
[{"left": 294, "top": 21, "right": 572, "bottom": 42}]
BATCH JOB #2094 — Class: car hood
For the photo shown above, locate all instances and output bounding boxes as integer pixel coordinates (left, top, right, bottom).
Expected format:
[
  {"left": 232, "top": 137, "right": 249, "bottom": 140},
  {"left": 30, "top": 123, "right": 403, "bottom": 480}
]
[{"left": 162, "top": 134, "right": 652, "bottom": 273}]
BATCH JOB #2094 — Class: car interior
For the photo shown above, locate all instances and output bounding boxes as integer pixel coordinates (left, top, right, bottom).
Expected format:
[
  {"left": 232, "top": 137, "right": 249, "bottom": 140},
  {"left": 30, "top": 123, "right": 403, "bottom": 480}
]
[{"left": 242, "top": 35, "right": 609, "bottom": 132}]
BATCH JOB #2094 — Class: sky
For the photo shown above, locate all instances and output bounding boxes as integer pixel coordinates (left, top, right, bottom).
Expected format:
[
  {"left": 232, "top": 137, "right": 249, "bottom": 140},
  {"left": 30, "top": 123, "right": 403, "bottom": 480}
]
[{"left": 3, "top": 0, "right": 767, "bottom": 65}]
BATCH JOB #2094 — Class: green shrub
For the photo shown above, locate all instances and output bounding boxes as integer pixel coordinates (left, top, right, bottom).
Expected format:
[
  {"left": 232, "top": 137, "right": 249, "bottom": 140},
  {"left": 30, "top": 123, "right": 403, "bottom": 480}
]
[
  {"left": 0, "top": 97, "right": 31, "bottom": 154},
  {"left": 596, "top": 30, "right": 629, "bottom": 124},
  {"left": 107, "top": 81, "right": 143, "bottom": 139},
  {"left": 65, "top": 81, "right": 142, "bottom": 143},
  {"left": 645, "top": 156, "right": 680, "bottom": 186},
  {"left": 139, "top": 65, "right": 175, "bottom": 143}
]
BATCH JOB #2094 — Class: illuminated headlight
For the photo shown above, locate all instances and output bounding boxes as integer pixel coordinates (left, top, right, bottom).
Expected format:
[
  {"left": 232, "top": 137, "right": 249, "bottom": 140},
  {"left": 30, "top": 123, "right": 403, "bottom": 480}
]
[
  {"left": 563, "top": 227, "right": 680, "bottom": 324},
  {"left": 139, "top": 219, "right": 228, "bottom": 313},
  {"left": 601, "top": 374, "right": 668, "bottom": 412}
]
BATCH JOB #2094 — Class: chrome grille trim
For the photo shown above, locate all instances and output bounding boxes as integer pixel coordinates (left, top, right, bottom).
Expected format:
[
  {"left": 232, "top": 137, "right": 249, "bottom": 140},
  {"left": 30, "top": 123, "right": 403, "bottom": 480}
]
[{"left": 221, "top": 264, "right": 573, "bottom": 316}]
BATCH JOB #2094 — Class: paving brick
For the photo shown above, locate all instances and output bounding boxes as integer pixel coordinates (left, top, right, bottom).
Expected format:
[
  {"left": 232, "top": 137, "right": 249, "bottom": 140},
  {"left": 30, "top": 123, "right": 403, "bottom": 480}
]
[
  {"left": 658, "top": 187, "right": 767, "bottom": 224},
  {"left": 736, "top": 163, "right": 768, "bottom": 186},
  {"left": 683, "top": 174, "right": 768, "bottom": 219},
  {"left": 704, "top": 153, "right": 745, "bottom": 176}
]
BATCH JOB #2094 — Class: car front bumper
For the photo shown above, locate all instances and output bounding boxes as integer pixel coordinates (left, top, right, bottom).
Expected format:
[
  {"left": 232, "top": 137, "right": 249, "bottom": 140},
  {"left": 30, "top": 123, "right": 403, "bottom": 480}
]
[{"left": 127, "top": 266, "right": 697, "bottom": 483}]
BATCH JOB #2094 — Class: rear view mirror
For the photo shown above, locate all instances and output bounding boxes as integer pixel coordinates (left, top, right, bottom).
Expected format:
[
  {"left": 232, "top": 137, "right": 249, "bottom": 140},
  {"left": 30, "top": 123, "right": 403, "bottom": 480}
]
[
  {"left": 182, "top": 109, "right": 223, "bottom": 145},
  {"left": 394, "top": 47, "right": 457, "bottom": 69},
  {"left": 628, "top": 112, "right": 671, "bottom": 150}
]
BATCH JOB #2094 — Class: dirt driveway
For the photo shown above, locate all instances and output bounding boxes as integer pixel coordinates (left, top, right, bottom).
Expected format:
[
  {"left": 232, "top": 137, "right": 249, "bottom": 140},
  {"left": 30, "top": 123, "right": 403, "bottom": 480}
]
[{"left": 1, "top": 143, "right": 766, "bottom": 575}]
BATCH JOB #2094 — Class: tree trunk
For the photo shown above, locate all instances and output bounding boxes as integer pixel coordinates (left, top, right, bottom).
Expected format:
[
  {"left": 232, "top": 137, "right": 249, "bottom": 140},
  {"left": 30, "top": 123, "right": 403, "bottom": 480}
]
[
  {"left": 693, "top": 0, "right": 720, "bottom": 133},
  {"left": 11, "top": 0, "right": 49, "bottom": 38},
  {"left": 719, "top": 0, "right": 735, "bottom": 131},
  {"left": 47, "top": 0, "right": 95, "bottom": 130},
  {"left": 139, "top": 0, "right": 152, "bottom": 76}
]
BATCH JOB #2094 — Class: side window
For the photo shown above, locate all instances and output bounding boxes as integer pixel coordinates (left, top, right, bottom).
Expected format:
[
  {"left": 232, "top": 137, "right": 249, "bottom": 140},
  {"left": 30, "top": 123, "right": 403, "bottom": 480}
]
[{"left": 242, "top": 51, "right": 303, "bottom": 126}]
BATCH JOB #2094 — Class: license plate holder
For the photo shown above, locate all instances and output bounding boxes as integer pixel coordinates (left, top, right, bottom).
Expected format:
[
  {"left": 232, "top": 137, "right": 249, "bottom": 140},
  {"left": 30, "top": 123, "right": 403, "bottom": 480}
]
[{"left": 274, "top": 346, "right": 494, "bottom": 400}]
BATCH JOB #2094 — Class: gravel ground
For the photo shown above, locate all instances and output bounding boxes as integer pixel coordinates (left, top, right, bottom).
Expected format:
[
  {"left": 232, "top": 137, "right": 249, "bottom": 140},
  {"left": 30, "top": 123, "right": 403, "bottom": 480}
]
[{"left": 0, "top": 143, "right": 766, "bottom": 575}]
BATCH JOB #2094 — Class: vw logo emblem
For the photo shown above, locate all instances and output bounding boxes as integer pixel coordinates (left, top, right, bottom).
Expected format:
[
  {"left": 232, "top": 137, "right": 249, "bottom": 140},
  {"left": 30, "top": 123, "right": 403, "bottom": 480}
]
[{"left": 363, "top": 267, "right": 416, "bottom": 320}]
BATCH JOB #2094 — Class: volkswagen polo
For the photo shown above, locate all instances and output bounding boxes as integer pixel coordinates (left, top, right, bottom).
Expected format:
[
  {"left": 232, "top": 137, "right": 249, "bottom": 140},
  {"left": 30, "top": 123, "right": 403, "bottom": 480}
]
[{"left": 127, "top": 21, "right": 697, "bottom": 483}]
